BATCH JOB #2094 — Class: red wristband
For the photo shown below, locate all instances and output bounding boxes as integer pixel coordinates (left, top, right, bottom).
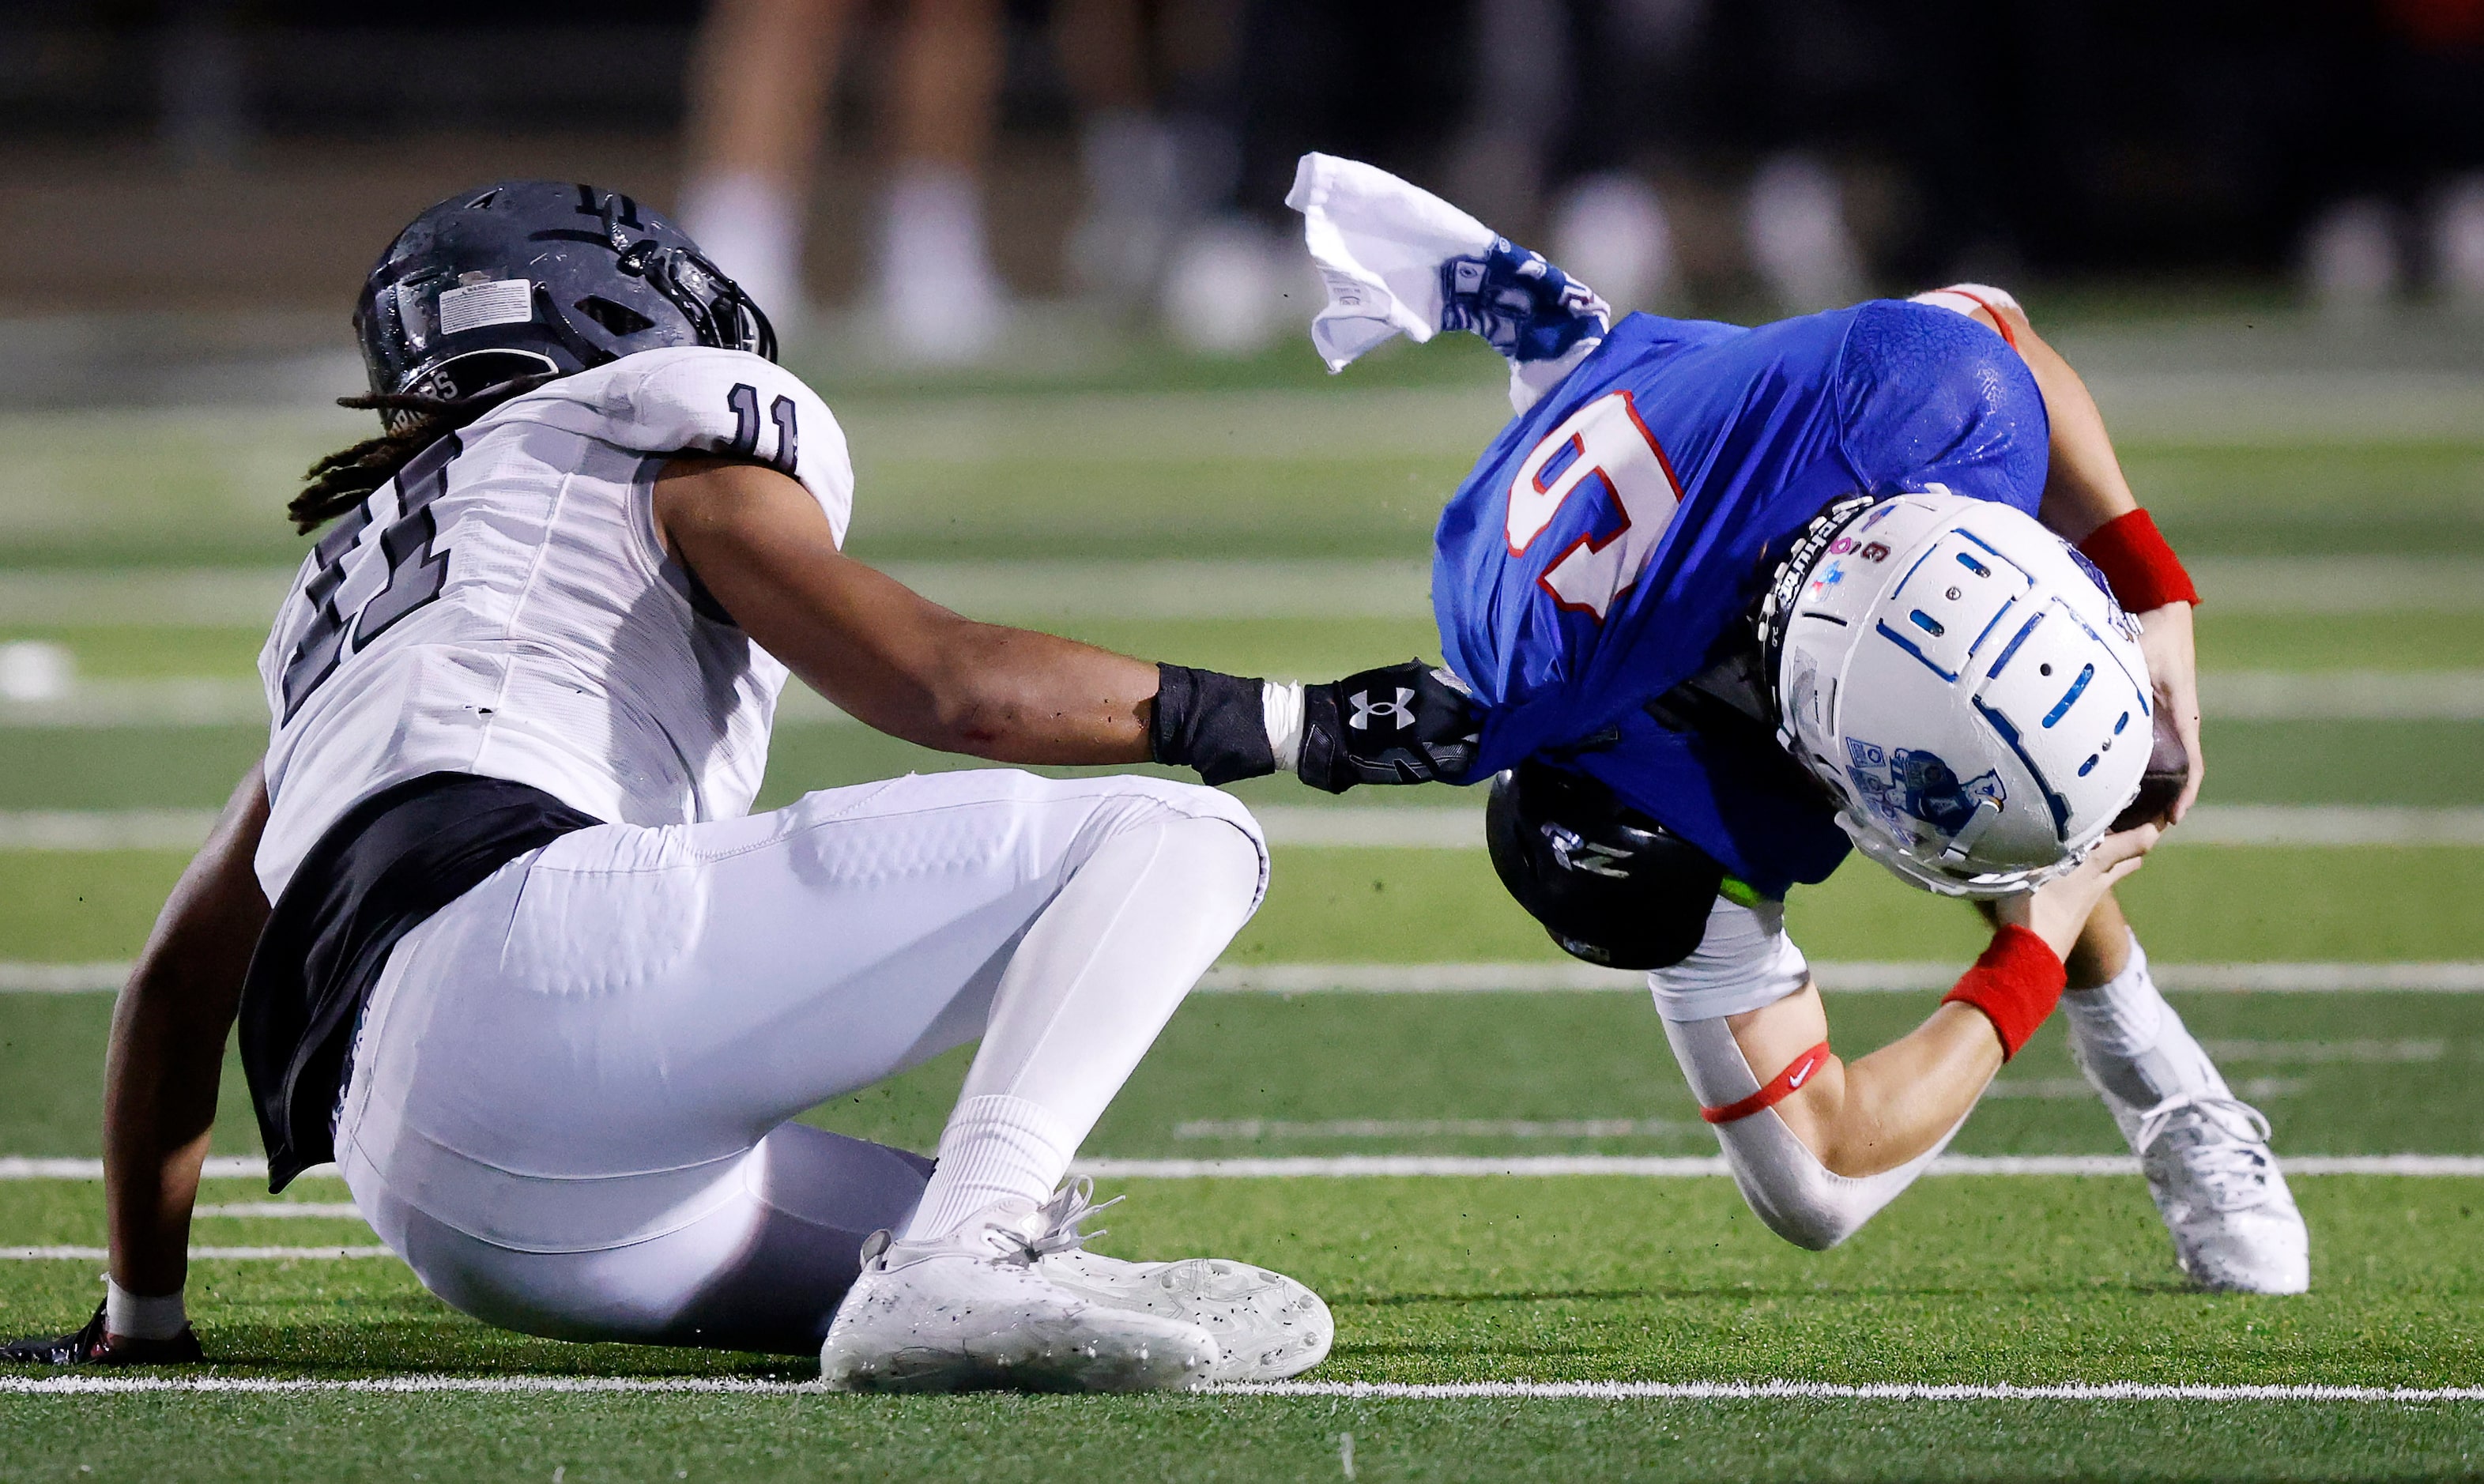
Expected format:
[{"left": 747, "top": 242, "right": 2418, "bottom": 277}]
[
  {"left": 1941, "top": 925, "right": 2067, "bottom": 1061},
  {"left": 1701, "top": 1041, "right": 1832, "bottom": 1124},
  {"left": 2078, "top": 509, "right": 2198, "bottom": 612}
]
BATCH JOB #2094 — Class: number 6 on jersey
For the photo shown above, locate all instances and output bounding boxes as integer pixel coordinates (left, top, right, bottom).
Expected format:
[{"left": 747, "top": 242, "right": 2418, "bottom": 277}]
[{"left": 1505, "top": 390, "right": 1684, "bottom": 620}]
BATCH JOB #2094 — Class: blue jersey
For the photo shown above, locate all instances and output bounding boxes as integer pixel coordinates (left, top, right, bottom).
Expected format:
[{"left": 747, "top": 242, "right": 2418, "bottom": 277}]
[{"left": 1434, "top": 301, "right": 2050, "bottom": 897}]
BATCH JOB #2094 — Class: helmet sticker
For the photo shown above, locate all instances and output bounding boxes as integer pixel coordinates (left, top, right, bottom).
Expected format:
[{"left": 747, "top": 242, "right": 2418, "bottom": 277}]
[
  {"left": 1845, "top": 740, "right": 2004, "bottom": 838},
  {"left": 437, "top": 279, "right": 534, "bottom": 336}
]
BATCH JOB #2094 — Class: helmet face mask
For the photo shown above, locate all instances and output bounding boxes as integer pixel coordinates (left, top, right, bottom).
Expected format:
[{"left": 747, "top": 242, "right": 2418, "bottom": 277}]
[
  {"left": 353, "top": 181, "right": 775, "bottom": 426},
  {"left": 1760, "top": 492, "right": 2154, "bottom": 898}
]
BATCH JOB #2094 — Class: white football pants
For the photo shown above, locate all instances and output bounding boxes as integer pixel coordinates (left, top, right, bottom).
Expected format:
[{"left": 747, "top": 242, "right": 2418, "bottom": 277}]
[{"left": 332, "top": 769, "right": 1265, "bottom": 1354}]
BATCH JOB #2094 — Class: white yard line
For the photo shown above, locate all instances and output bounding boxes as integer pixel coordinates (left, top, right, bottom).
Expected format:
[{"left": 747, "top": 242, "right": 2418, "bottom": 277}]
[
  {"left": 4, "top": 1154, "right": 2478, "bottom": 1186},
  {"left": 6, "top": 556, "right": 2484, "bottom": 628},
  {"left": 0, "top": 1245, "right": 390, "bottom": 1261},
  {"left": 1197, "top": 961, "right": 2484, "bottom": 994},
  {"left": 1173, "top": 1118, "right": 1701, "bottom": 1141},
  {"left": 13, "top": 960, "right": 2484, "bottom": 996},
  {"left": 0, "top": 1373, "right": 2476, "bottom": 1402},
  {"left": 16, "top": 801, "right": 2480, "bottom": 854},
  {"left": 2200, "top": 670, "right": 2484, "bottom": 721},
  {"left": 1069, "top": 1154, "right": 2484, "bottom": 1178},
  {"left": 0, "top": 1158, "right": 292, "bottom": 1181},
  {"left": 1227, "top": 1378, "right": 2484, "bottom": 1403},
  {"left": 0, "top": 962, "right": 130, "bottom": 992},
  {"left": 1242, "top": 804, "right": 2484, "bottom": 850},
  {"left": 0, "top": 809, "right": 218, "bottom": 850},
  {"left": 5, "top": 668, "right": 2484, "bottom": 729}
]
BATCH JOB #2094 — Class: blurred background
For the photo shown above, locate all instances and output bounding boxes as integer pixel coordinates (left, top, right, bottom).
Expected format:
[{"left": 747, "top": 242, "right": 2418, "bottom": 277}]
[
  {"left": 6, "top": 0, "right": 2484, "bottom": 386},
  {"left": 0, "top": 0, "right": 2478, "bottom": 1167}
]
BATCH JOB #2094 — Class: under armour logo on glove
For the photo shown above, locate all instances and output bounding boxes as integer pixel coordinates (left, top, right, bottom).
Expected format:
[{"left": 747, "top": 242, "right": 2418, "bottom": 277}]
[
  {"left": 1349, "top": 687, "right": 1417, "bottom": 732},
  {"left": 1439, "top": 239, "right": 1610, "bottom": 365},
  {"left": 1300, "top": 661, "right": 1483, "bottom": 793}
]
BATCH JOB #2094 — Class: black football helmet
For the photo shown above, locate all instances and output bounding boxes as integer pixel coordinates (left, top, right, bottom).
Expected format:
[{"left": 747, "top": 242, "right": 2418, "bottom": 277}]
[
  {"left": 1485, "top": 761, "right": 1728, "bottom": 970},
  {"left": 353, "top": 181, "right": 775, "bottom": 428}
]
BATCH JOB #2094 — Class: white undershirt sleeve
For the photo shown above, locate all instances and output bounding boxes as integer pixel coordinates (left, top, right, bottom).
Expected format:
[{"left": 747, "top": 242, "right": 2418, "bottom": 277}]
[{"left": 1261, "top": 680, "right": 1306, "bottom": 773}]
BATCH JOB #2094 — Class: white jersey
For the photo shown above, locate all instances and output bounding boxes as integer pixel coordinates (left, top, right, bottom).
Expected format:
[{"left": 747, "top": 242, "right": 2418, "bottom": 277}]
[{"left": 254, "top": 347, "right": 852, "bottom": 900}]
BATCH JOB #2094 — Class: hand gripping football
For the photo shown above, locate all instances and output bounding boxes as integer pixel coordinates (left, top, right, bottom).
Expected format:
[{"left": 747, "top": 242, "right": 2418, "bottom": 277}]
[{"left": 2111, "top": 707, "right": 2189, "bottom": 832}]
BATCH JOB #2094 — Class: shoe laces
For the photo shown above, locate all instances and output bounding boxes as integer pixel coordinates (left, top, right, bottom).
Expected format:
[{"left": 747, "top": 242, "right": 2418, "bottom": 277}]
[
  {"left": 1027, "top": 1177, "right": 1123, "bottom": 1259},
  {"left": 2133, "top": 1092, "right": 2279, "bottom": 1211}
]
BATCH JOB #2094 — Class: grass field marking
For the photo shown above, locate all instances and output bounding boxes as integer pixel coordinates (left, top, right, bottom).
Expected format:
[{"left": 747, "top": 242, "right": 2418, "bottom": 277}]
[
  {"left": 193, "top": 1203, "right": 360, "bottom": 1218},
  {"left": 0, "top": 677, "right": 266, "bottom": 728},
  {"left": 17, "top": 802, "right": 2482, "bottom": 854},
  {"left": 1172, "top": 1117, "right": 1702, "bottom": 1141},
  {"left": 1233, "top": 1379, "right": 2484, "bottom": 1403},
  {"left": 1197, "top": 961, "right": 2484, "bottom": 993},
  {"left": 1068, "top": 1154, "right": 2484, "bottom": 1177},
  {"left": 2, "top": 1373, "right": 2479, "bottom": 1402},
  {"left": 1241, "top": 804, "right": 2484, "bottom": 850},
  {"left": 14, "top": 669, "right": 2481, "bottom": 729},
  {"left": 0, "top": 961, "right": 129, "bottom": 992},
  {"left": 9, "top": 1154, "right": 2478, "bottom": 1182},
  {"left": 8, "top": 557, "right": 2484, "bottom": 627},
  {"left": 0, "top": 808, "right": 217, "bottom": 850},
  {"left": 14, "top": 960, "right": 2482, "bottom": 996},
  {"left": 0, "top": 1374, "right": 810, "bottom": 1396},
  {"left": 2199, "top": 1038, "right": 2447, "bottom": 1062},
  {"left": 1977, "top": 1076, "right": 2307, "bottom": 1102},
  {"left": 2203, "top": 669, "right": 2484, "bottom": 721},
  {"left": 0, "top": 1158, "right": 285, "bottom": 1181},
  {"left": 0, "top": 1245, "right": 391, "bottom": 1261}
]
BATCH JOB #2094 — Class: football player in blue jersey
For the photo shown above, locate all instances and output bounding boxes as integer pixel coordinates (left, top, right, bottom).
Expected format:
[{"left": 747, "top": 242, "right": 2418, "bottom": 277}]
[{"left": 1274, "top": 153, "right": 2309, "bottom": 1293}]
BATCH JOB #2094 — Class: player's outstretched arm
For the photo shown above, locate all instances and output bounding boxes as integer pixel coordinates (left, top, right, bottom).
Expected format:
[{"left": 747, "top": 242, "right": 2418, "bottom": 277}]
[
  {"left": 3, "top": 760, "right": 271, "bottom": 1365},
  {"left": 1933, "top": 290, "right": 2205, "bottom": 823},
  {"left": 1736, "top": 827, "right": 2158, "bottom": 1177},
  {"left": 657, "top": 458, "right": 1480, "bottom": 784}
]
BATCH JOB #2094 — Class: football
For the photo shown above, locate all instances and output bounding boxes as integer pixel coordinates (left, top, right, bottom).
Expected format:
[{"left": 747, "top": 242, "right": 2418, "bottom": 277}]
[{"left": 2112, "top": 706, "right": 2190, "bottom": 831}]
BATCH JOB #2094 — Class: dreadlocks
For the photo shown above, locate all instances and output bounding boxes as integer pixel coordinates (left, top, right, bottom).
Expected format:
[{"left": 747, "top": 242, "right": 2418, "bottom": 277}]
[{"left": 290, "top": 374, "right": 560, "bottom": 534}]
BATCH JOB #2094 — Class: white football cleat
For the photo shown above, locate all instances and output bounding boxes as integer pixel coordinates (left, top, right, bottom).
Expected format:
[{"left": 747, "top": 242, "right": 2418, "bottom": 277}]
[
  {"left": 1027, "top": 1180, "right": 1332, "bottom": 1383},
  {"left": 820, "top": 1200, "right": 1219, "bottom": 1394},
  {"left": 2101, "top": 1088, "right": 2311, "bottom": 1294}
]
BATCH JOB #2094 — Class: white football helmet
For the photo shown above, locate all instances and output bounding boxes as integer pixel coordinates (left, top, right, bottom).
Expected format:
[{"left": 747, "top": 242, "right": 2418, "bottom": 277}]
[{"left": 1759, "top": 491, "right": 2154, "bottom": 897}]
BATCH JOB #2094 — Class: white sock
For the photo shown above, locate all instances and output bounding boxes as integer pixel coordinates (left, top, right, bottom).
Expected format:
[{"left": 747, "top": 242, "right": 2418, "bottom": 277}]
[
  {"left": 898, "top": 813, "right": 1261, "bottom": 1243},
  {"left": 2060, "top": 933, "right": 2225, "bottom": 1107},
  {"left": 901, "top": 1094, "right": 1079, "bottom": 1241},
  {"left": 104, "top": 1278, "right": 187, "bottom": 1341}
]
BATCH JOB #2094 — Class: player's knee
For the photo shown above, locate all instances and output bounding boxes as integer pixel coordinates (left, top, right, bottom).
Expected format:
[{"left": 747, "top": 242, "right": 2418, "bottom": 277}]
[{"left": 1082, "top": 779, "right": 1268, "bottom": 913}]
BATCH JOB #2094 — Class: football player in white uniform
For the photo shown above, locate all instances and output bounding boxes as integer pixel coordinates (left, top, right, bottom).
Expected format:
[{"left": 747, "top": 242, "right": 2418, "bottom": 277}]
[{"left": 0, "top": 182, "right": 1481, "bottom": 1389}]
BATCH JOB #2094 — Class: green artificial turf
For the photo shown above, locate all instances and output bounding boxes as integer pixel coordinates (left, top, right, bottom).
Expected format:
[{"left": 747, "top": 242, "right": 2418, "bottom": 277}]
[
  {"left": 4, "top": 395, "right": 2482, "bottom": 1479},
  {"left": 1, "top": 1174, "right": 2478, "bottom": 1481}
]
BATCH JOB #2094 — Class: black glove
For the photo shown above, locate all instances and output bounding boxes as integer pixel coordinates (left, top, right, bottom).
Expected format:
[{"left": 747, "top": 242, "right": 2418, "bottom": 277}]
[{"left": 1298, "top": 660, "right": 1482, "bottom": 793}]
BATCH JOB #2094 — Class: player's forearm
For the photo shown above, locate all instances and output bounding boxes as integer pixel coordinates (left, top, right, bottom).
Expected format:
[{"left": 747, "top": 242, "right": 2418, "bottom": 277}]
[
  {"left": 1795, "top": 1007, "right": 2001, "bottom": 1177},
  {"left": 1751, "top": 992, "right": 1999, "bottom": 1178},
  {"left": 105, "top": 763, "right": 270, "bottom": 1297},
  {"left": 902, "top": 619, "right": 1157, "bottom": 764}
]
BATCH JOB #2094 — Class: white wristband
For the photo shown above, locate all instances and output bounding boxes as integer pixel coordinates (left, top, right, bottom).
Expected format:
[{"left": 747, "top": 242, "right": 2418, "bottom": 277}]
[
  {"left": 1262, "top": 680, "right": 1306, "bottom": 773},
  {"left": 105, "top": 1276, "right": 188, "bottom": 1340}
]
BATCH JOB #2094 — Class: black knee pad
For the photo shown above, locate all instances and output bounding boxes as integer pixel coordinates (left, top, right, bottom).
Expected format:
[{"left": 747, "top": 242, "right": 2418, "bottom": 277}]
[{"left": 1484, "top": 762, "right": 1727, "bottom": 970}]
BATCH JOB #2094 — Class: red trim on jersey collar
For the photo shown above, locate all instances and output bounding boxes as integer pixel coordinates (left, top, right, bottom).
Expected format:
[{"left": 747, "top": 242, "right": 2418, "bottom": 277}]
[{"left": 1940, "top": 286, "right": 2020, "bottom": 349}]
